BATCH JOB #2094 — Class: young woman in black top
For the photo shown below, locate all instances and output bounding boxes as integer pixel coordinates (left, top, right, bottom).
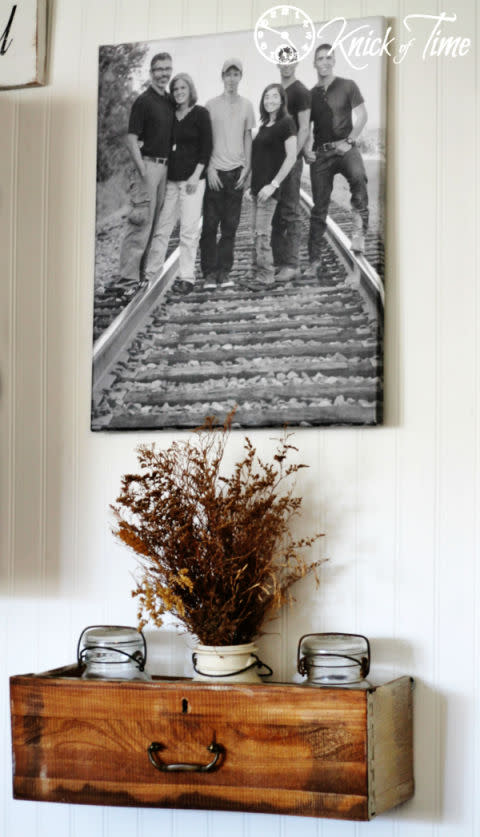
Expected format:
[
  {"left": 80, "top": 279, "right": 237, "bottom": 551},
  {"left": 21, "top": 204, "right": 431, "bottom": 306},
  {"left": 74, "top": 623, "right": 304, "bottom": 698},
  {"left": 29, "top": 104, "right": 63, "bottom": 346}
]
[
  {"left": 146, "top": 73, "right": 213, "bottom": 293},
  {"left": 244, "top": 83, "right": 297, "bottom": 289}
]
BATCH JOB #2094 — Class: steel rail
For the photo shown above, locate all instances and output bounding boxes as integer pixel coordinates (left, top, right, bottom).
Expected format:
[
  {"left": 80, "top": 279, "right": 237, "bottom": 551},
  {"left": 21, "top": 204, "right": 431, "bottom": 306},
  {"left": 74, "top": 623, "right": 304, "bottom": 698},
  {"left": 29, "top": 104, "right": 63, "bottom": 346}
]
[
  {"left": 92, "top": 199, "right": 383, "bottom": 389},
  {"left": 299, "top": 188, "right": 385, "bottom": 308},
  {"left": 92, "top": 221, "right": 201, "bottom": 389}
]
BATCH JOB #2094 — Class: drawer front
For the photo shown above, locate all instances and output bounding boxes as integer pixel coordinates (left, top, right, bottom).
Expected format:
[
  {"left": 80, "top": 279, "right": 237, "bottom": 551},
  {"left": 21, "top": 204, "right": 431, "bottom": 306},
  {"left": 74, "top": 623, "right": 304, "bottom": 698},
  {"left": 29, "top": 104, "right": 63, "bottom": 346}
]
[{"left": 11, "top": 677, "right": 369, "bottom": 820}]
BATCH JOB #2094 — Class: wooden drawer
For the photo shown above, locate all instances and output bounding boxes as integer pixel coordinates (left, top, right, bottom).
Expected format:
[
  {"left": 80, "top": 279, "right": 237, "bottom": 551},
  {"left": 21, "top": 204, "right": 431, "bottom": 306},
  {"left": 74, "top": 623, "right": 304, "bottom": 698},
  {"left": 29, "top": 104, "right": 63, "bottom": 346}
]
[{"left": 10, "top": 667, "right": 413, "bottom": 820}]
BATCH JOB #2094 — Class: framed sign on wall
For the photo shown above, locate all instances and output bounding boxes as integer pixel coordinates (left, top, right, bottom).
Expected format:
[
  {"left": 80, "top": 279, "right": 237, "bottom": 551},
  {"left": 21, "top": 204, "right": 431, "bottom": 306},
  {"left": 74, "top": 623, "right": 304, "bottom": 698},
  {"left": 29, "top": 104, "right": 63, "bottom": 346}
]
[{"left": 0, "top": 0, "right": 47, "bottom": 88}]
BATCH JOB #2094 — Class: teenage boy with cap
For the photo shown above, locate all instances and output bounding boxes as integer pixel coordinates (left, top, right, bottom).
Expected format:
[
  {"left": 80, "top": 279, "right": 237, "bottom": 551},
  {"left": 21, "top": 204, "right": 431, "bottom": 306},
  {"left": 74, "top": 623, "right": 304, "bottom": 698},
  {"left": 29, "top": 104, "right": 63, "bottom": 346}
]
[{"left": 200, "top": 58, "right": 255, "bottom": 289}]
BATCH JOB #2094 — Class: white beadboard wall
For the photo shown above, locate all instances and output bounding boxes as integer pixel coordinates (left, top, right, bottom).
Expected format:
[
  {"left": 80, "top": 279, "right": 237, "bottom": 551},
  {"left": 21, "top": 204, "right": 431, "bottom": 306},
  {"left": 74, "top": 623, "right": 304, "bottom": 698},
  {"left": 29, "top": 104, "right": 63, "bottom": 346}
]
[{"left": 1, "top": 0, "right": 479, "bottom": 834}]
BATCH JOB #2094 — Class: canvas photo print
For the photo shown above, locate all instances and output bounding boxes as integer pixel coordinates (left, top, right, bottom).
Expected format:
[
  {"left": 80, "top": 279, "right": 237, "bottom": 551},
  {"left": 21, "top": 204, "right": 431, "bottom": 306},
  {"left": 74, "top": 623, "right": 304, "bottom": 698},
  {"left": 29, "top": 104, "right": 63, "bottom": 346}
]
[{"left": 91, "top": 14, "right": 386, "bottom": 430}]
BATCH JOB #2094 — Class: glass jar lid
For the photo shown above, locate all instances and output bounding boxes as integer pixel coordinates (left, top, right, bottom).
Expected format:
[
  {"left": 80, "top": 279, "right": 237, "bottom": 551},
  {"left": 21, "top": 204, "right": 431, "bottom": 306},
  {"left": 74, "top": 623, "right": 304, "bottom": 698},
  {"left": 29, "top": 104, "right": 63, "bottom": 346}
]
[
  {"left": 302, "top": 633, "right": 368, "bottom": 657},
  {"left": 82, "top": 626, "right": 142, "bottom": 646}
]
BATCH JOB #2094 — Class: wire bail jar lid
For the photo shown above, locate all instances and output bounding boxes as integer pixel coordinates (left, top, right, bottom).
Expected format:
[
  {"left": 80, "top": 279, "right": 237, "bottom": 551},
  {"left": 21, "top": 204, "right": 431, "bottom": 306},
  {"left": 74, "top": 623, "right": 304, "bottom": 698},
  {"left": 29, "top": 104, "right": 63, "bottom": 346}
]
[
  {"left": 77, "top": 625, "right": 150, "bottom": 681},
  {"left": 297, "top": 633, "right": 370, "bottom": 686}
]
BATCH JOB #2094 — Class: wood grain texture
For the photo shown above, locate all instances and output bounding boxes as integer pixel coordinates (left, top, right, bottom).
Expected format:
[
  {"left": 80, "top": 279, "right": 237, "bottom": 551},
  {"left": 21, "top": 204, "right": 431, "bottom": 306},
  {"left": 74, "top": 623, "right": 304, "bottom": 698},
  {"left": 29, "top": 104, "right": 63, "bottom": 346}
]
[
  {"left": 367, "top": 676, "right": 414, "bottom": 817},
  {"left": 10, "top": 670, "right": 413, "bottom": 820}
]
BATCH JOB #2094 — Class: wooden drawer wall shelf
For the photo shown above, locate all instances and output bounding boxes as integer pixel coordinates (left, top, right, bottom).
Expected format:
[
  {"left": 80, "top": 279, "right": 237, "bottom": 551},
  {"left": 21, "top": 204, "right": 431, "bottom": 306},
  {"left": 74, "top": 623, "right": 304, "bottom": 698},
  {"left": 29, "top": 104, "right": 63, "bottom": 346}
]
[{"left": 10, "top": 666, "right": 414, "bottom": 821}]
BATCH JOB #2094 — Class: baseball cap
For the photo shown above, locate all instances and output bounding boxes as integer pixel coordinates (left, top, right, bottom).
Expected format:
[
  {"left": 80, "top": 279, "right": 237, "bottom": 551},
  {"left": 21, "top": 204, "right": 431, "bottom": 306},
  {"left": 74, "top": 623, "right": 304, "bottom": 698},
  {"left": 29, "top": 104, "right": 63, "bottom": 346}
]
[{"left": 222, "top": 58, "right": 243, "bottom": 74}]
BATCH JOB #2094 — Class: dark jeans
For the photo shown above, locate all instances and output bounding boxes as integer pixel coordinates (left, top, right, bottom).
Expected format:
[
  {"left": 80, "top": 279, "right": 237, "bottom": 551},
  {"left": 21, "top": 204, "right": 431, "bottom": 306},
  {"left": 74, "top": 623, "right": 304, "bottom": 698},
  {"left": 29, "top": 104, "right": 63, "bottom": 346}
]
[
  {"left": 271, "top": 156, "right": 303, "bottom": 269},
  {"left": 309, "top": 146, "right": 369, "bottom": 261},
  {"left": 200, "top": 167, "right": 244, "bottom": 276}
]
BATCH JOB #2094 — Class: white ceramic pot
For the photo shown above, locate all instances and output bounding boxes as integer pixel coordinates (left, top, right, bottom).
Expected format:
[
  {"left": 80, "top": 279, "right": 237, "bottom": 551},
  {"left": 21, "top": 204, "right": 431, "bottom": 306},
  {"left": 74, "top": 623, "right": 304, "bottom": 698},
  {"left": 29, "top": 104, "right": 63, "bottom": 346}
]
[{"left": 192, "top": 642, "right": 263, "bottom": 683}]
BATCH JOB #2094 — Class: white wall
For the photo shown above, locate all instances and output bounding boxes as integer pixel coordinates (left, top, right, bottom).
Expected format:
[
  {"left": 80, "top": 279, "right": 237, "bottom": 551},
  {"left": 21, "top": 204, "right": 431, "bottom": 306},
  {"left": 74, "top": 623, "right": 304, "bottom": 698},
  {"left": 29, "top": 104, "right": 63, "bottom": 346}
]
[{"left": 1, "top": 1, "right": 479, "bottom": 835}]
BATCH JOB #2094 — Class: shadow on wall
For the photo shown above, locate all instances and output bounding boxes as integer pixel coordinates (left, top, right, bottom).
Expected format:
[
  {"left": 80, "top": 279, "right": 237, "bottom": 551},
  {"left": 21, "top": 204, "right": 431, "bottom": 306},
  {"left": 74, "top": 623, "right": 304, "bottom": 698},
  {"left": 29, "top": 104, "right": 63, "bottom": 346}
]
[
  {"left": 0, "top": 90, "right": 99, "bottom": 598},
  {"left": 383, "top": 14, "right": 401, "bottom": 429},
  {"left": 408, "top": 679, "right": 447, "bottom": 824},
  {"left": 370, "top": 638, "right": 446, "bottom": 824}
]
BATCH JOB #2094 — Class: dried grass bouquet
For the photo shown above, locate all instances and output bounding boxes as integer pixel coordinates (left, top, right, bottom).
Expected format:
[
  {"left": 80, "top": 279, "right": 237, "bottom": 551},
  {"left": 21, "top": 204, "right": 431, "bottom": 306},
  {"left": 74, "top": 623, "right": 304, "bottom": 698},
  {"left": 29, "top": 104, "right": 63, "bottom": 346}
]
[{"left": 112, "top": 411, "right": 323, "bottom": 646}]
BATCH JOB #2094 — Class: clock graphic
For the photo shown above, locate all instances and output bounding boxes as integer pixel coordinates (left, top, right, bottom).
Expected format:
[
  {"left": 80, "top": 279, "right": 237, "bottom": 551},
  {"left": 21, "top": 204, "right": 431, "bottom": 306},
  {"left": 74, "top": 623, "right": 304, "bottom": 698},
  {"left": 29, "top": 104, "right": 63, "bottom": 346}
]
[{"left": 254, "top": 6, "right": 316, "bottom": 66}]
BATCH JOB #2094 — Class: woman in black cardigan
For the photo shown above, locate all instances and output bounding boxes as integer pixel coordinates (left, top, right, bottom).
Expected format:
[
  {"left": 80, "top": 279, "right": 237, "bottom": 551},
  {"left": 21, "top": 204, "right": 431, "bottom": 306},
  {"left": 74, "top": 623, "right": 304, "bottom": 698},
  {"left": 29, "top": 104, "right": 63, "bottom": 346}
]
[{"left": 146, "top": 73, "right": 213, "bottom": 294}]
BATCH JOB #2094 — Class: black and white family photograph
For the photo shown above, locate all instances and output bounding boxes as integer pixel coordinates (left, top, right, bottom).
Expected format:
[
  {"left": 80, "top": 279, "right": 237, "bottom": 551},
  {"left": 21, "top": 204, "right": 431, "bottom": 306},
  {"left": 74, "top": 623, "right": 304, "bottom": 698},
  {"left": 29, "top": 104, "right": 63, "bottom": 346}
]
[{"left": 91, "top": 15, "right": 387, "bottom": 430}]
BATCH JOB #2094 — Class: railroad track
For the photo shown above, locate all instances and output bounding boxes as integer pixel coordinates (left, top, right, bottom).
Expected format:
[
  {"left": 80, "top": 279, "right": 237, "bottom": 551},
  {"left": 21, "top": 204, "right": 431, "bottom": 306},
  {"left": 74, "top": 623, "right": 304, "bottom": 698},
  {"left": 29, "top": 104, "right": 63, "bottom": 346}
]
[{"left": 91, "top": 190, "right": 384, "bottom": 430}]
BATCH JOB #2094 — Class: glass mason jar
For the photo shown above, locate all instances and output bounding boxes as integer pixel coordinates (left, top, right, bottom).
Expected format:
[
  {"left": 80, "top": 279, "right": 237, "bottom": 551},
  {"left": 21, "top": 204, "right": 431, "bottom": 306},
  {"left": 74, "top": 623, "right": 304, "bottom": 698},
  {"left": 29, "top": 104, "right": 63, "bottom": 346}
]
[
  {"left": 297, "top": 633, "right": 370, "bottom": 686},
  {"left": 77, "top": 625, "right": 151, "bottom": 681}
]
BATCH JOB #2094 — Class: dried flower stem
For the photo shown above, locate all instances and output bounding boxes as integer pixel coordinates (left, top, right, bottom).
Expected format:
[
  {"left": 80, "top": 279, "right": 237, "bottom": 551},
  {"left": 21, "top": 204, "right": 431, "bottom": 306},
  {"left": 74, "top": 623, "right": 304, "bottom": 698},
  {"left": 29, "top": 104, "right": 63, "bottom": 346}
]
[{"left": 112, "top": 410, "right": 324, "bottom": 645}]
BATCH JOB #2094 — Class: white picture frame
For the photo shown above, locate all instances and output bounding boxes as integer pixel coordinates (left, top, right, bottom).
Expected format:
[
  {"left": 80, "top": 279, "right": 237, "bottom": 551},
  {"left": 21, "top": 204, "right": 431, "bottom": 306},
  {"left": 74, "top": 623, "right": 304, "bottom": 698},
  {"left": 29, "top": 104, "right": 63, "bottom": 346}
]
[{"left": 0, "top": 0, "right": 47, "bottom": 89}]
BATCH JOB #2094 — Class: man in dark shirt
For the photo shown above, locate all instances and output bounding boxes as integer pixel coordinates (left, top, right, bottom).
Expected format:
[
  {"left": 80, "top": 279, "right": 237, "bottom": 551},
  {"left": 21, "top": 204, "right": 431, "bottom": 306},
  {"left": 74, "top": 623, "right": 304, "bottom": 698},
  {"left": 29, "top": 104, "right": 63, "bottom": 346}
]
[
  {"left": 118, "top": 52, "right": 174, "bottom": 289},
  {"left": 271, "top": 59, "right": 311, "bottom": 282},
  {"left": 305, "top": 43, "right": 368, "bottom": 275}
]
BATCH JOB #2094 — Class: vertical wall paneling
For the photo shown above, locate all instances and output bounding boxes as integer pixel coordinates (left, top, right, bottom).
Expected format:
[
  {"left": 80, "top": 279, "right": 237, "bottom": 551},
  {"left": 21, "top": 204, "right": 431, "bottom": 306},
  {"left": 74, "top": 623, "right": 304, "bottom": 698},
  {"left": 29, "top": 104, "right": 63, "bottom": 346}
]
[
  {"left": 433, "top": 2, "right": 445, "bottom": 829},
  {"left": 284, "top": 428, "right": 325, "bottom": 685},
  {"left": 182, "top": 0, "right": 219, "bottom": 37},
  {"left": 44, "top": 0, "right": 83, "bottom": 606},
  {"left": 394, "top": 3, "right": 438, "bottom": 834},
  {"left": 208, "top": 810, "right": 250, "bottom": 837},
  {"left": 219, "top": 0, "right": 253, "bottom": 34},
  {"left": 475, "top": 8, "right": 480, "bottom": 837},
  {"left": 358, "top": 4, "right": 399, "bottom": 751},
  {"left": 13, "top": 88, "right": 47, "bottom": 593},
  {"left": 283, "top": 814, "right": 320, "bottom": 837},
  {"left": 104, "top": 806, "right": 138, "bottom": 837},
  {"left": 245, "top": 813, "right": 282, "bottom": 837},
  {"left": 2, "top": 1, "right": 480, "bottom": 836},
  {"left": 0, "top": 101, "right": 17, "bottom": 589},
  {"left": 146, "top": 0, "right": 186, "bottom": 41},
  {"left": 74, "top": 0, "right": 114, "bottom": 633},
  {"left": 140, "top": 809, "right": 176, "bottom": 837},
  {"left": 114, "top": 0, "right": 150, "bottom": 44},
  {"left": 0, "top": 75, "right": 17, "bottom": 837},
  {"left": 436, "top": 0, "right": 477, "bottom": 832}
]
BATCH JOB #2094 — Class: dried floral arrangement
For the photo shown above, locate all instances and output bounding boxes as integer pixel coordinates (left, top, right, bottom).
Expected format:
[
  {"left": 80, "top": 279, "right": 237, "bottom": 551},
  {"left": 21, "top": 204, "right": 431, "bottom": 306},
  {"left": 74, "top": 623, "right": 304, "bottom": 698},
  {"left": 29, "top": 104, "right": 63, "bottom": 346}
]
[{"left": 112, "top": 411, "right": 323, "bottom": 646}]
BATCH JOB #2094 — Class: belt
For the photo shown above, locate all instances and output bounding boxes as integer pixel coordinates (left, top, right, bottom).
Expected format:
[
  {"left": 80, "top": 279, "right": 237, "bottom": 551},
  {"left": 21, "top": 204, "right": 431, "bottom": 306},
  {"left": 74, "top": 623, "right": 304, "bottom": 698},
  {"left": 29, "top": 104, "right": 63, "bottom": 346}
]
[
  {"left": 316, "top": 139, "right": 353, "bottom": 152},
  {"left": 143, "top": 155, "right": 168, "bottom": 164}
]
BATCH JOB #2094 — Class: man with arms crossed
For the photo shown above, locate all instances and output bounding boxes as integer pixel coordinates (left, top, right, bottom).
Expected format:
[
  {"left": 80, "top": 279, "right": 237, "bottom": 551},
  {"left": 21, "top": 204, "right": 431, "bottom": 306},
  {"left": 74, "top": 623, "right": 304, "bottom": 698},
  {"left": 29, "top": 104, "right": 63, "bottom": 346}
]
[
  {"left": 272, "top": 57, "right": 311, "bottom": 282},
  {"left": 200, "top": 59, "right": 255, "bottom": 290},
  {"left": 117, "top": 52, "right": 174, "bottom": 290},
  {"left": 305, "top": 43, "right": 368, "bottom": 278}
]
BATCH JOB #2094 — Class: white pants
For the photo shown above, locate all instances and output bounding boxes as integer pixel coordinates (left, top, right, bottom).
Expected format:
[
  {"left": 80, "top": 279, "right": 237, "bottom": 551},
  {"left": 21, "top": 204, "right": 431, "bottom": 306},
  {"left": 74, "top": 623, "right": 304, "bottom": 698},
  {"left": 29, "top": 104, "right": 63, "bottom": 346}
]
[{"left": 146, "top": 178, "right": 206, "bottom": 282}]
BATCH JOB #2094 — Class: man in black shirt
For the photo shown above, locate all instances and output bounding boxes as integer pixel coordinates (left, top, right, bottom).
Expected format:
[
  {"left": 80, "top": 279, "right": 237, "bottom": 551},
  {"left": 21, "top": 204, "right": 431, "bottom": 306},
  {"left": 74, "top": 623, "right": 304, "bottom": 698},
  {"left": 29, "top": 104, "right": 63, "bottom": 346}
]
[
  {"left": 305, "top": 44, "right": 368, "bottom": 274},
  {"left": 271, "top": 59, "right": 311, "bottom": 282},
  {"left": 118, "top": 52, "right": 174, "bottom": 289}
]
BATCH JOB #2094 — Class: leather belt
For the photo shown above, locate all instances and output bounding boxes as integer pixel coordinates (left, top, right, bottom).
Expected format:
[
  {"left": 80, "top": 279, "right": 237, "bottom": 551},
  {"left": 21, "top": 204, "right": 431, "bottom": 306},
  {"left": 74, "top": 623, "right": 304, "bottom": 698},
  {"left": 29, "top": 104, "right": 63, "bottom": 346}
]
[
  {"left": 143, "top": 155, "right": 168, "bottom": 164},
  {"left": 316, "top": 139, "right": 354, "bottom": 152}
]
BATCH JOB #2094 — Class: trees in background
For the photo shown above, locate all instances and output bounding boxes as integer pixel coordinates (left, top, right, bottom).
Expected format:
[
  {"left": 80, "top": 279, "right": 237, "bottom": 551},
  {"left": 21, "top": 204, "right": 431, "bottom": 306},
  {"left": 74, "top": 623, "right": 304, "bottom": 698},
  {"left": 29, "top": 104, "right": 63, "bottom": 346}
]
[{"left": 97, "top": 43, "right": 149, "bottom": 183}]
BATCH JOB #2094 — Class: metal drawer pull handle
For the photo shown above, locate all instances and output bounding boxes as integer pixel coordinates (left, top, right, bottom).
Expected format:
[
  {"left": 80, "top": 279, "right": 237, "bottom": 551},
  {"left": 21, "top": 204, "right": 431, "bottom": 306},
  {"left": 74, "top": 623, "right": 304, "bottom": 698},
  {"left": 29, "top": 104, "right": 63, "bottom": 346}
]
[{"left": 147, "top": 741, "right": 222, "bottom": 773}]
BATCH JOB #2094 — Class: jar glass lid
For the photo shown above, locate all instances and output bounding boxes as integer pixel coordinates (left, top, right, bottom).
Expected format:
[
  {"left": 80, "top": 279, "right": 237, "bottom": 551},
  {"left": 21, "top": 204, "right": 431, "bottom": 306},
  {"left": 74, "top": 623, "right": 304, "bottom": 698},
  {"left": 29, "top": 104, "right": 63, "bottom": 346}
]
[
  {"left": 302, "top": 633, "right": 368, "bottom": 656},
  {"left": 82, "top": 626, "right": 141, "bottom": 646}
]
